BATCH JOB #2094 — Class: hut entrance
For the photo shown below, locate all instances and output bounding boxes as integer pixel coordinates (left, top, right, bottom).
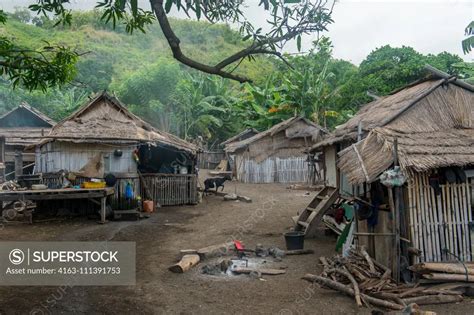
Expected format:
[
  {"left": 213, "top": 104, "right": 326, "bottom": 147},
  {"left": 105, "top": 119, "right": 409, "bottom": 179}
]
[{"left": 137, "top": 144, "right": 198, "bottom": 206}]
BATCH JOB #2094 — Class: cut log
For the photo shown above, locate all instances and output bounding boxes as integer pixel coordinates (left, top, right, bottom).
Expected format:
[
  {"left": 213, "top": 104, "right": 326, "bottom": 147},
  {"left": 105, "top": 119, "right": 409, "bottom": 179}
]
[
  {"left": 197, "top": 242, "right": 235, "bottom": 259},
  {"left": 285, "top": 249, "right": 314, "bottom": 255},
  {"left": 302, "top": 274, "right": 404, "bottom": 310},
  {"left": 168, "top": 254, "right": 200, "bottom": 273},
  {"left": 232, "top": 267, "right": 286, "bottom": 275},
  {"left": 422, "top": 273, "right": 474, "bottom": 282},
  {"left": 410, "top": 262, "right": 474, "bottom": 275},
  {"left": 402, "top": 294, "right": 463, "bottom": 305}
]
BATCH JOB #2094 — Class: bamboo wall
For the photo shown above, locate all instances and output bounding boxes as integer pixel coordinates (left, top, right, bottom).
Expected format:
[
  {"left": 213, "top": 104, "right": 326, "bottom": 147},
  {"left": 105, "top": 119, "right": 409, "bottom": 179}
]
[
  {"left": 408, "top": 172, "right": 473, "bottom": 263},
  {"left": 42, "top": 173, "right": 197, "bottom": 208},
  {"left": 141, "top": 174, "right": 198, "bottom": 206},
  {"left": 235, "top": 155, "right": 311, "bottom": 184}
]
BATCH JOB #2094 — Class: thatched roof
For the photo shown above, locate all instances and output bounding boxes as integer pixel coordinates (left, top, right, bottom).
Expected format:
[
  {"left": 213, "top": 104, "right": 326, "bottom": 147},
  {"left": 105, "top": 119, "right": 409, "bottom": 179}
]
[
  {"left": 220, "top": 128, "right": 259, "bottom": 146},
  {"left": 40, "top": 91, "right": 197, "bottom": 153},
  {"left": 334, "top": 70, "right": 474, "bottom": 184},
  {"left": 312, "top": 67, "right": 474, "bottom": 152},
  {"left": 224, "top": 116, "right": 327, "bottom": 153},
  {"left": 0, "top": 103, "right": 54, "bottom": 147}
]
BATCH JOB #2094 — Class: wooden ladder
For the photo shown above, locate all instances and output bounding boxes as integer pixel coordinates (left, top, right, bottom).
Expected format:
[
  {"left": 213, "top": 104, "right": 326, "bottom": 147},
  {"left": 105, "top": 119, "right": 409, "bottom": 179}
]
[{"left": 292, "top": 186, "right": 339, "bottom": 237}]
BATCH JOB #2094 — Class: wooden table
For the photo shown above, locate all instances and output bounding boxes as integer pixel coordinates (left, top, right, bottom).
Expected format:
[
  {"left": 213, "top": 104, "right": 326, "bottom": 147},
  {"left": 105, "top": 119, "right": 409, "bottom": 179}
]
[{"left": 0, "top": 187, "right": 115, "bottom": 223}]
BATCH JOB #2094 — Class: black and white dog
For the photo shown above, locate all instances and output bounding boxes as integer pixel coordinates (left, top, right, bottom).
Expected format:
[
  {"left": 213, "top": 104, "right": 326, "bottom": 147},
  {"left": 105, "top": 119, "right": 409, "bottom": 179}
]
[{"left": 204, "top": 175, "right": 231, "bottom": 192}]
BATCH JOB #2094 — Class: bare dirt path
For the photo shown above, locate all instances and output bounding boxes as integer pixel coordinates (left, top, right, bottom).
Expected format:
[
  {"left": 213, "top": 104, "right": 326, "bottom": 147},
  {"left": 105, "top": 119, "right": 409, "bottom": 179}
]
[{"left": 0, "top": 173, "right": 472, "bottom": 314}]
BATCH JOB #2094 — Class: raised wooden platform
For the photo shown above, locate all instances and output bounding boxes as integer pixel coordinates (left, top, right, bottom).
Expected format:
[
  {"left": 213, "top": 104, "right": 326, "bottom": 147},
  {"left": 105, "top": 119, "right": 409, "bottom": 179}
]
[{"left": 0, "top": 187, "right": 114, "bottom": 223}]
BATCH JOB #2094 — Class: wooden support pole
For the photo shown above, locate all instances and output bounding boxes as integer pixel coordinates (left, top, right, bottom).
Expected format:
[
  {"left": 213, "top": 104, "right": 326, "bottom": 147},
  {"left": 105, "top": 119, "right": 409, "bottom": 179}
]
[
  {"left": 392, "top": 138, "right": 401, "bottom": 283},
  {"left": 14, "top": 150, "right": 23, "bottom": 180},
  {"left": 100, "top": 196, "right": 107, "bottom": 224}
]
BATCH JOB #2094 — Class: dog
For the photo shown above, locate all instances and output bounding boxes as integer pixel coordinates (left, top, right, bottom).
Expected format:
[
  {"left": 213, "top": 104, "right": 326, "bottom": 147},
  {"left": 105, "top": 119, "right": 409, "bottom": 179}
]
[{"left": 204, "top": 175, "right": 231, "bottom": 192}]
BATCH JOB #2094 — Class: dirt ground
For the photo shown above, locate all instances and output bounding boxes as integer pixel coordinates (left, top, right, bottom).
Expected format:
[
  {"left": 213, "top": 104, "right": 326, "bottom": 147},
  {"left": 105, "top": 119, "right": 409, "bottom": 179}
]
[{"left": 0, "top": 171, "right": 472, "bottom": 314}]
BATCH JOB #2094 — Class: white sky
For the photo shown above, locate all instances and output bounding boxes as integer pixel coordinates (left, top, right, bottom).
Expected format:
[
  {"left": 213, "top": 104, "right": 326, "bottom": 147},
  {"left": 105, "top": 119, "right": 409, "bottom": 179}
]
[{"left": 1, "top": 0, "right": 473, "bottom": 64}]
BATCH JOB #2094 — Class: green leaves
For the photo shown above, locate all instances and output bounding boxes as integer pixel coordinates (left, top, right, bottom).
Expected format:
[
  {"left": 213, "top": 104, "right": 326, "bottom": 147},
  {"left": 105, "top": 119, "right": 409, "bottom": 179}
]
[
  {"left": 165, "top": 0, "right": 174, "bottom": 13},
  {"left": 462, "top": 21, "right": 474, "bottom": 54},
  {"left": 0, "top": 37, "right": 78, "bottom": 91}
]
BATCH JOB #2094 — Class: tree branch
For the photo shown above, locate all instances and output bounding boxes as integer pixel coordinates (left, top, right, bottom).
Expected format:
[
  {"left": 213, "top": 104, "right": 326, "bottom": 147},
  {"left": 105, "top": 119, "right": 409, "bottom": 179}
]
[{"left": 150, "top": 0, "right": 250, "bottom": 83}]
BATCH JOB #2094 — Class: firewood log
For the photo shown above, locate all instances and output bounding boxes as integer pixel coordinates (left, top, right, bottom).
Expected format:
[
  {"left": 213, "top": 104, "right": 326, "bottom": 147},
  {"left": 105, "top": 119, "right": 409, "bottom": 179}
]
[
  {"left": 402, "top": 294, "right": 463, "bottom": 305},
  {"left": 410, "top": 262, "right": 474, "bottom": 275},
  {"left": 168, "top": 254, "right": 200, "bottom": 273},
  {"left": 302, "top": 274, "right": 404, "bottom": 310},
  {"left": 232, "top": 267, "right": 286, "bottom": 275},
  {"left": 422, "top": 273, "right": 474, "bottom": 282}
]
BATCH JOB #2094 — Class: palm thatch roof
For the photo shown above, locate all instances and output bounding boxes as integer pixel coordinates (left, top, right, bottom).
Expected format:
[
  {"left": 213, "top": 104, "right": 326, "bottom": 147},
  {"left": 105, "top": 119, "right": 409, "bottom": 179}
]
[
  {"left": 220, "top": 128, "right": 259, "bottom": 146},
  {"left": 40, "top": 91, "right": 197, "bottom": 153},
  {"left": 0, "top": 103, "right": 55, "bottom": 147},
  {"left": 333, "top": 68, "right": 474, "bottom": 184},
  {"left": 224, "top": 116, "right": 327, "bottom": 153},
  {"left": 312, "top": 66, "right": 474, "bottom": 152}
]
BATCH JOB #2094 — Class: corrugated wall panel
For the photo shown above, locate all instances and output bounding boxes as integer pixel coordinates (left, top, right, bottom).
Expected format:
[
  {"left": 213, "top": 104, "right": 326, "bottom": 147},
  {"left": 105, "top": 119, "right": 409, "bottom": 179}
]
[{"left": 36, "top": 142, "right": 137, "bottom": 174}]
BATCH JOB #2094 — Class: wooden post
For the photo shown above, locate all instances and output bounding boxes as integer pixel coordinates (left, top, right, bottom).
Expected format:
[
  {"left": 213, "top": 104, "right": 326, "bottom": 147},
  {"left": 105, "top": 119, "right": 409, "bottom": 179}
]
[
  {"left": 0, "top": 136, "right": 5, "bottom": 182},
  {"left": 14, "top": 150, "right": 23, "bottom": 180},
  {"left": 353, "top": 123, "right": 363, "bottom": 249},
  {"left": 0, "top": 136, "right": 4, "bottom": 163},
  {"left": 392, "top": 138, "right": 401, "bottom": 283},
  {"left": 100, "top": 196, "right": 107, "bottom": 224}
]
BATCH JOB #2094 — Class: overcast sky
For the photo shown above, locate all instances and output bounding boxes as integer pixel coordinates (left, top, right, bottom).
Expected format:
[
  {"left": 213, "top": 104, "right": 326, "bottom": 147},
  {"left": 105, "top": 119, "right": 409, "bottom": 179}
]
[{"left": 1, "top": 0, "right": 472, "bottom": 64}]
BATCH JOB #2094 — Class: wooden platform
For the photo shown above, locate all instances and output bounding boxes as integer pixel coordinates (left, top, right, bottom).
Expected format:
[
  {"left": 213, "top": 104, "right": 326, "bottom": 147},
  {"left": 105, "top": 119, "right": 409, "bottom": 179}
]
[{"left": 0, "top": 187, "right": 114, "bottom": 223}]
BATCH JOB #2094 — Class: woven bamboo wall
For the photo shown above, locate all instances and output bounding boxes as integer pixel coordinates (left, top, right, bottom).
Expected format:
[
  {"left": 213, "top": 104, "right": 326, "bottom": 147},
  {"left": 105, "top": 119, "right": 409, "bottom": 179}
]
[
  {"left": 236, "top": 156, "right": 310, "bottom": 184},
  {"left": 141, "top": 174, "right": 198, "bottom": 206},
  {"left": 408, "top": 172, "right": 473, "bottom": 263},
  {"left": 42, "top": 173, "right": 197, "bottom": 208}
]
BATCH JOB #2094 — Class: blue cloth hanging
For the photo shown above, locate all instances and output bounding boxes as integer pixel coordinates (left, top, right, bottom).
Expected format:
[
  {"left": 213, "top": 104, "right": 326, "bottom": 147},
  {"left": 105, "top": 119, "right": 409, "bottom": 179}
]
[{"left": 125, "top": 182, "right": 134, "bottom": 200}]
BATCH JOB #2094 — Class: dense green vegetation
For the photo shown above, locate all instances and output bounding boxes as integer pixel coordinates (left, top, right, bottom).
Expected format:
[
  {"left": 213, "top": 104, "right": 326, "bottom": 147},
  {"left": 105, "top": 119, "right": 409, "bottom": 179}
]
[{"left": 0, "top": 10, "right": 473, "bottom": 147}]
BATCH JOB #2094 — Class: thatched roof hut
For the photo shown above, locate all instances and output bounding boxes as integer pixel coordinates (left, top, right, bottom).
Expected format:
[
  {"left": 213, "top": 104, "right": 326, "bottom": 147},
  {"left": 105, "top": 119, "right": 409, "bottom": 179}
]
[
  {"left": 220, "top": 128, "right": 258, "bottom": 147},
  {"left": 225, "top": 116, "right": 327, "bottom": 154},
  {"left": 312, "top": 68, "right": 474, "bottom": 184},
  {"left": 0, "top": 104, "right": 55, "bottom": 179},
  {"left": 310, "top": 67, "right": 474, "bottom": 266},
  {"left": 41, "top": 91, "right": 196, "bottom": 153},
  {"left": 0, "top": 103, "right": 54, "bottom": 151},
  {"left": 35, "top": 91, "right": 199, "bottom": 206},
  {"left": 224, "top": 116, "right": 327, "bottom": 183}
]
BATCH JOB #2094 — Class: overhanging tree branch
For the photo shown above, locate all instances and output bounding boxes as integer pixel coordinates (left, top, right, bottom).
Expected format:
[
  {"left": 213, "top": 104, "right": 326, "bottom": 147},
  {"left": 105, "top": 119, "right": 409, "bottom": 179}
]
[
  {"left": 149, "top": 0, "right": 332, "bottom": 83},
  {"left": 150, "top": 0, "right": 250, "bottom": 83}
]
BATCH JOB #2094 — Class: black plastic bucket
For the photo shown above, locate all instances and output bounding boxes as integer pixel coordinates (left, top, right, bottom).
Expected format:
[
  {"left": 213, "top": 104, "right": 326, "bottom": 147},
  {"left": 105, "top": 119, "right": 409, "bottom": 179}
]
[{"left": 284, "top": 231, "right": 305, "bottom": 250}]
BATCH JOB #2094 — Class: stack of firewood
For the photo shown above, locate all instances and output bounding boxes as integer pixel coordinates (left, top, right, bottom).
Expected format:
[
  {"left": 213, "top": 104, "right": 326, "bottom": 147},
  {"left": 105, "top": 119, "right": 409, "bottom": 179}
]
[{"left": 302, "top": 249, "right": 464, "bottom": 311}]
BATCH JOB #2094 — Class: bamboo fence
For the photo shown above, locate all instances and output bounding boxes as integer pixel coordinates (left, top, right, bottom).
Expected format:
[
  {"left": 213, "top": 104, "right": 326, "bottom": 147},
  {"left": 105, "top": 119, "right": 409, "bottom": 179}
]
[{"left": 408, "top": 172, "right": 473, "bottom": 263}]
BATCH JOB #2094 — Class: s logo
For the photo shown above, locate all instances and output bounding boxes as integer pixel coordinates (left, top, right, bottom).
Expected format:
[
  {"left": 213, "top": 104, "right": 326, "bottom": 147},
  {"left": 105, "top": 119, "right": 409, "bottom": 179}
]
[{"left": 9, "top": 249, "right": 25, "bottom": 265}]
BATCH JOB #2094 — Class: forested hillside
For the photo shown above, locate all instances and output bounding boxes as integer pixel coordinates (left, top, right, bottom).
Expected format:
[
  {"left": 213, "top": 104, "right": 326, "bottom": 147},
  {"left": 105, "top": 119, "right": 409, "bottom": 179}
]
[{"left": 0, "top": 9, "right": 473, "bottom": 147}]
